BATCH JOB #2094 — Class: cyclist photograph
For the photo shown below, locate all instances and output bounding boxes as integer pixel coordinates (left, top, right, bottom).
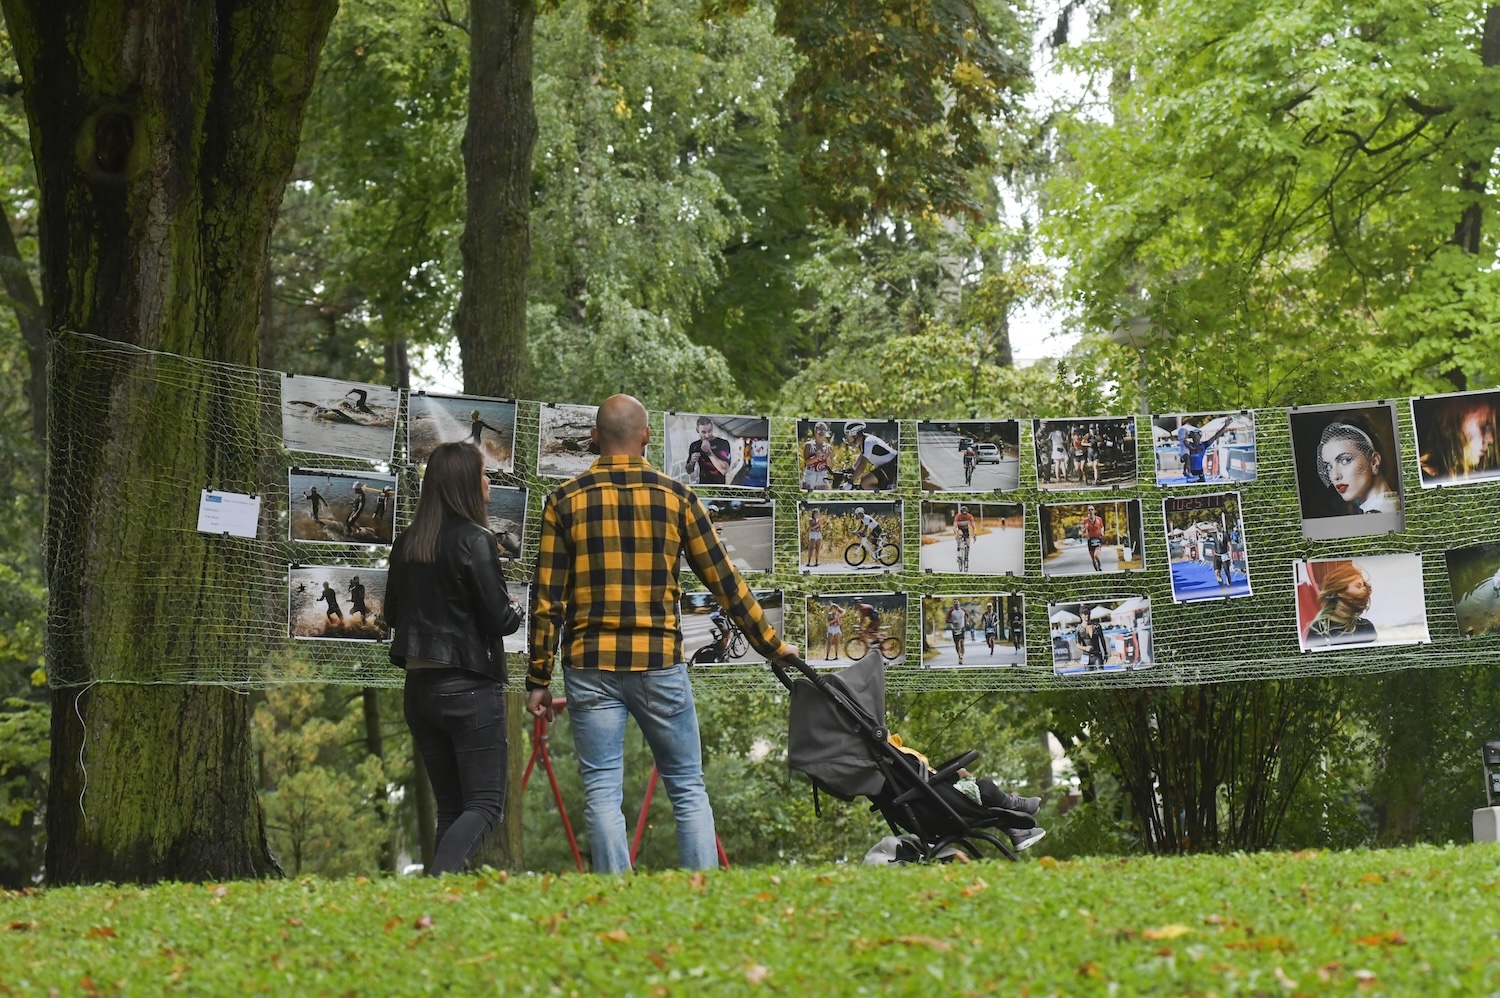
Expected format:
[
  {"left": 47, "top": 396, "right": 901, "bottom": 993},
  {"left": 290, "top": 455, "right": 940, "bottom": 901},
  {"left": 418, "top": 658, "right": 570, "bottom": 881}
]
[
  {"left": 916, "top": 420, "right": 1021, "bottom": 492},
  {"left": 681, "top": 590, "right": 783, "bottom": 665},
  {"left": 839, "top": 420, "right": 900, "bottom": 491},
  {"left": 953, "top": 504, "right": 976, "bottom": 572},
  {"left": 918, "top": 500, "right": 1024, "bottom": 575},
  {"left": 805, "top": 592, "right": 907, "bottom": 666},
  {"left": 798, "top": 500, "right": 902, "bottom": 575}
]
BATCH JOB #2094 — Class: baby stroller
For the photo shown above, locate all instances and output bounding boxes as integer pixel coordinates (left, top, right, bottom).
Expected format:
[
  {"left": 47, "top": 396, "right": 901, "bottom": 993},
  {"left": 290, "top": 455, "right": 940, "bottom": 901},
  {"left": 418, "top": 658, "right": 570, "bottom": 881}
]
[{"left": 771, "top": 651, "right": 1035, "bottom": 862}]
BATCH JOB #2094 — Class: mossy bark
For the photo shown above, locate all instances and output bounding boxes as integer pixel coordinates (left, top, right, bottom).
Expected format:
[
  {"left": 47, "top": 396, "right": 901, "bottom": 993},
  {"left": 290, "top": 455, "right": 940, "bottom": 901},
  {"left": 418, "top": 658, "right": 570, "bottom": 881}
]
[
  {"left": 4, "top": 0, "right": 338, "bottom": 883},
  {"left": 454, "top": 0, "right": 536, "bottom": 872}
]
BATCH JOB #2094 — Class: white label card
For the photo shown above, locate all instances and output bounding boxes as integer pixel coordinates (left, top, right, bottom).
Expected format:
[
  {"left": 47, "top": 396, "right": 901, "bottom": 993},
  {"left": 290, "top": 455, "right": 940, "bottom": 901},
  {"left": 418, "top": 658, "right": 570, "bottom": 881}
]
[{"left": 197, "top": 489, "right": 261, "bottom": 539}]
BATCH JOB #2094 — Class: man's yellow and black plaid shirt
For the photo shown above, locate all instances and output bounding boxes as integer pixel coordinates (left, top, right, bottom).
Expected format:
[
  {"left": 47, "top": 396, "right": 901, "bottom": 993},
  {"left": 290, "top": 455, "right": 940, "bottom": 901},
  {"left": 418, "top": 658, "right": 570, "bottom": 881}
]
[{"left": 527, "top": 455, "right": 786, "bottom": 688}]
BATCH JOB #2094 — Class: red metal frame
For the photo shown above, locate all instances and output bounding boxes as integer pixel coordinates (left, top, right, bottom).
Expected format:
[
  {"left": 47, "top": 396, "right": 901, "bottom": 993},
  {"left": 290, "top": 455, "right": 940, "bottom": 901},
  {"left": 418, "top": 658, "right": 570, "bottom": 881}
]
[{"left": 522, "top": 699, "right": 730, "bottom": 871}]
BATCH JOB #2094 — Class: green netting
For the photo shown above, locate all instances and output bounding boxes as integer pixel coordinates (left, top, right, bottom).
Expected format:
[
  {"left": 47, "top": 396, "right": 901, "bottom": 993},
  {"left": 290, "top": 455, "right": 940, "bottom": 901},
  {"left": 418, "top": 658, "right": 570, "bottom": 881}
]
[{"left": 47, "top": 331, "right": 1500, "bottom": 692}]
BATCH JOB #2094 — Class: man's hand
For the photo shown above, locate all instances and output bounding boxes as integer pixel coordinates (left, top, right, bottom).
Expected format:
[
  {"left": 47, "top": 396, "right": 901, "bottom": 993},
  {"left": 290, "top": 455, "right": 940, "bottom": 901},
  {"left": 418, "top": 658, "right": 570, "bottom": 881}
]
[
  {"left": 527, "top": 686, "right": 555, "bottom": 723},
  {"left": 774, "top": 643, "right": 801, "bottom": 665}
]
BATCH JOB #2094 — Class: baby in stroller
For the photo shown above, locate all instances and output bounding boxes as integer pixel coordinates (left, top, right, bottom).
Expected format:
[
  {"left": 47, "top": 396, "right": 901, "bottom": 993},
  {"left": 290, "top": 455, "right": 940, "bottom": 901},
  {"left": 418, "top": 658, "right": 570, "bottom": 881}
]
[{"left": 888, "top": 733, "right": 1047, "bottom": 853}]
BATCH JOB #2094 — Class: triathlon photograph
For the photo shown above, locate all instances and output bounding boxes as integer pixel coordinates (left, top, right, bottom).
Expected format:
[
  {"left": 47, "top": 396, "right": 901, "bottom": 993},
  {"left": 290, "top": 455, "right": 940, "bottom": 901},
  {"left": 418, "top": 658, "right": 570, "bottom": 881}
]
[
  {"left": 916, "top": 419, "right": 1021, "bottom": 492},
  {"left": 288, "top": 566, "right": 390, "bottom": 642},
  {"left": 681, "top": 589, "right": 783, "bottom": 666},
  {"left": 1162, "top": 492, "right": 1252, "bottom": 602},
  {"left": 1411, "top": 388, "right": 1500, "bottom": 487},
  {"left": 535, "top": 402, "right": 600, "bottom": 479},
  {"left": 287, "top": 469, "right": 397, "bottom": 546},
  {"left": 280, "top": 374, "right": 399, "bottom": 463},
  {"left": 1039, "top": 500, "right": 1146, "bottom": 578},
  {"left": 797, "top": 500, "right": 903, "bottom": 575},
  {"left": 1288, "top": 401, "right": 1406, "bottom": 539},
  {"left": 1150, "top": 411, "right": 1257, "bottom": 486},
  {"left": 680, "top": 499, "right": 775, "bottom": 578},
  {"left": 662, "top": 413, "right": 770, "bottom": 489},
  {"left": 920, "top": 593, "right": 1026, "bottom": 668},
  {"left": 918, "top": 501, "right": 1025, "bottom": 575},
  {"left": 804, "top": 592, "right": 907, "bottom": 667},
  {"left": 795, "top": 418, "right": 900, "bottom": 492},
  {"left": 1048, "top": 597, "right": 1154, "bottom": 675},
  {"left": 1446, "top": 542, "right": 1500, "bottom": 638},
  {"left": 407, "top": 392, "right": 517, "bottom": 473},
  {"left": 1293, "top": 554, "right": 1429, "bottom": 653},
  {"left": 1032, "top": 416, "right": 1138, "bottom": 490}
]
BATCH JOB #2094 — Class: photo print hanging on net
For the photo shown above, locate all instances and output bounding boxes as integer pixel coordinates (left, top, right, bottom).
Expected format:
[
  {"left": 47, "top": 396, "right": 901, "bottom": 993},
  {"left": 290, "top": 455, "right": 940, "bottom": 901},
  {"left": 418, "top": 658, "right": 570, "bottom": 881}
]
[
  {"left": 920, "top": 593, "right": 1026, "bottom": 669},
  {"left": 1293, "top": 553, "right": 1428, "bottom": 653},
  {"left": 663, "top": 413, "right": 771, "bottom": 489},
  {"left": 407, "top": 392, "right": 517, "bottom": 473},
  {"left": 1150, "top": 411, "right": 1257, "bottom": 487},
  {"left": 280, "top": 374, "right": 399, "bottom": 463},
  {"left": 485, "top": 484, "right": 528, "bottom": 562},
  {"left": 1047, "top": 596, "right": 1154, "bottom": 676},
  {"left": 1288, "top": 401, "right": 1406, "bottom": 540},
  {"left": 1039, "top": 499, "right": 1146, "bottom": 578},
  {"left": 536, "top": 402, "right": 600, "bottom": 480},
  {"left": 681, "top": 589, "right": 783, "bottom": 666},
  {"left": 1410, "top": 388, "right": 1500, "bottom": 488},
  {"left": 798, "top": 499, "right": 904, "bottom": 576},
  {"left": 919, "top": 500, "right": 1025, "bottom": 576},
  {"left": 288, "top": 469, "right": 398, "bottom": 546},
  {"left": 289, "top": 566, "right": 390, "bottom": 642},
  {"left": 916, "top": 419, "right": 1021, "bottom": 492},
  {"left": 794, "top": 418, "right": 900, "bottom": 492},
  {"left": 501, "top": 583, "right": 531, "bottom": 655},
  {"left": 1162, "top": 492, "right": 1252, "bottom": 602},
  {"left": 1031, "top": 416, "right": 1139, "bottom": 491},
  {"left": 1445, "top": 543, "right": 1500, "bottom": 639},
  {"left": 805, "top": 591, "right": 908, "bottom": 668},
  {"left": 681, "top": 499, "right": 775, "bottom": 578}
]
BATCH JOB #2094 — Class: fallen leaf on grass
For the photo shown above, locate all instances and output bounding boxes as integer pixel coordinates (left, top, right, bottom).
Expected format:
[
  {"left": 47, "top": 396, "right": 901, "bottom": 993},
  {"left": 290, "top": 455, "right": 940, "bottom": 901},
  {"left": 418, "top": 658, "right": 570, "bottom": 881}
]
[
  {"left": 1273, "top": 966, "right": 1297, "bottom": 990},
  {"left": 744, "top": 964, "right": 770, "bottom": 985},
  {"left": 598, "top": 928, "right": 630, "bottom": 943},
  {"left": 1154, "top": 947, "right": 1174, "bottom": 959},
  {"left": 209, "top": 885, "right": 229, "bottom": 897},
  {"left": 1355, "top": 931, "right": 1407, "bottom": 947},
  {"left": 413, "top": 915, "right": 433, "bottom": 930},
  {"left": 383, "top": 917, "right": 402, "bottom": 934},
  {"left": 6, "top": 920, "right": 36, "bottom": 932},
  {"left": 1358, "top": 873, "right": 1382, "bottom": 884},
  {"left": 286, "top": 918, "right": 303, "bottom": 928},
  {"left": 895, "top": 935, "right": 952, "bottom": 952},
  {"left": 84, "top": 926, "right": 117, "bottom": 940},
  {"left": 960, "top": 877, "right": 989, "bottom": 898},
  {"left": 1317, "top": 962, "right": 1343, "bottom": 982},
  {"left": 1354, "top": 969, "right": 1378, "bottom": 989},
  {"left": 1226, "top": 936, "right": 1295, "bottom": 953},
  {"left": 646, "top": 951, "right": 667, "bottom": 970},
  {"left": 1142, "top": 925, "right": 1192, "bottom": 941},
  {"left": 1077, "top": 962, "right": 1101, "bottom": 978},
  {"left": 1037, "top": 856, "right": 1061, "bottom": 869}
]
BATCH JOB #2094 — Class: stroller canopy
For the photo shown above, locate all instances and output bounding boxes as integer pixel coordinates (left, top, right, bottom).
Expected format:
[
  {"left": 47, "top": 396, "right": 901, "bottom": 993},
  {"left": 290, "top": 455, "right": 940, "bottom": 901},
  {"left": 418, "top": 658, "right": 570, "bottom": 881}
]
[{"left": 787, "top": 651, "right": 887, "bottom": 800}]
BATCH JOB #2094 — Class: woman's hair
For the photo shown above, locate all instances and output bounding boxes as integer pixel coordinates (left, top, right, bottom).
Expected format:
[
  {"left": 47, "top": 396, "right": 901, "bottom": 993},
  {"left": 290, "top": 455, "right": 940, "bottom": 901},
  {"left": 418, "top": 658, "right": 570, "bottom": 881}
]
[
  {"left": 1314, "top": 560, "right": 1371, "bottom": 629},
  {"left": 1315, "top": 418, "right": 1384, "bottom": 488},
  {"left": 403, "top": 442, "right": 489, "bottom": 563}
]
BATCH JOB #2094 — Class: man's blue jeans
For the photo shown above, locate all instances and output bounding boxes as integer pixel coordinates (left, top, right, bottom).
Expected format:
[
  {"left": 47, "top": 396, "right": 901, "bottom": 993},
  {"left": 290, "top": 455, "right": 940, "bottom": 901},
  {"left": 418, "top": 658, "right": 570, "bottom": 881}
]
[{"left": 563, "top": 663, "right": 717, "bottom": 873}]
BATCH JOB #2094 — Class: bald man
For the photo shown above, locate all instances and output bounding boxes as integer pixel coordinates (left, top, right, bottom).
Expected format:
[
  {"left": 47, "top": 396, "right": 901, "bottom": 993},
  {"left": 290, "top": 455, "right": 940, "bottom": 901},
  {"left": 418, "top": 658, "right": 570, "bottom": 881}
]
[{"left": 528, "top": 395, "right": 797, "bottom": 873}]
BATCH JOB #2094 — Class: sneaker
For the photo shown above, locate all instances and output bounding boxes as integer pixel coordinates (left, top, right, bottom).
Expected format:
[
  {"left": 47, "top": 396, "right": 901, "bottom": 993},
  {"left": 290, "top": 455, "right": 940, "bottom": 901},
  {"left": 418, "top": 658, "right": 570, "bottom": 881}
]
[
  {"left": 1008, "top": 795, "right": 1042, "bottom": 815},
  {"left": 1008, "top": 827, "right": 1046, "bottom": 851}
]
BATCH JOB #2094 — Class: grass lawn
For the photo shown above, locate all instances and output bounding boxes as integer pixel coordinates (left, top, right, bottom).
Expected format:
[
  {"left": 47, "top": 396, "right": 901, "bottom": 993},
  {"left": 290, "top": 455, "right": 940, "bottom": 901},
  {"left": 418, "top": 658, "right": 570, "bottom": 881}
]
[{"left": 3, "top": 844, "right": 1499, "bottom": 994}]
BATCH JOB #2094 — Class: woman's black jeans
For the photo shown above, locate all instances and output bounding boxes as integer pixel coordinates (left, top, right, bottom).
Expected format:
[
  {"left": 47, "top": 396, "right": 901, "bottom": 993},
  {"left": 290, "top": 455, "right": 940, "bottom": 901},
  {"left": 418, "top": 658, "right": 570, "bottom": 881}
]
[{"left": 403, "top": 668, "right": 508, "bottom": 876}]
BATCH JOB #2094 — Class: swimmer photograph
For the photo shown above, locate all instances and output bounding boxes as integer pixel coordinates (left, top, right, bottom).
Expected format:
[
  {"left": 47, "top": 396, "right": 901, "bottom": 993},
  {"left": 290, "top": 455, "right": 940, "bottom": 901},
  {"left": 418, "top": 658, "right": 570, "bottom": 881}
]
[
  {"left": 280, "top": 374, "right": 399, "bottom": 462},
  {"left": 287, "top": 469, "right": 397, "bottom": 546},
  {"left": 407, "top": 393, "right": 517, "bottom": 473},
  {"left": 288, "top": 566, "right": 390, "bottom": 642}
]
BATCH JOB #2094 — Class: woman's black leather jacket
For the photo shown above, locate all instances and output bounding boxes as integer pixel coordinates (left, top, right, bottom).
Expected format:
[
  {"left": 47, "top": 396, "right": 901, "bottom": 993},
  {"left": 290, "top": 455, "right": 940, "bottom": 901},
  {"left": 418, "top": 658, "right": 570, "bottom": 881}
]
[{"left": 386, "top": 519, "right": 522, "bottom": 681}]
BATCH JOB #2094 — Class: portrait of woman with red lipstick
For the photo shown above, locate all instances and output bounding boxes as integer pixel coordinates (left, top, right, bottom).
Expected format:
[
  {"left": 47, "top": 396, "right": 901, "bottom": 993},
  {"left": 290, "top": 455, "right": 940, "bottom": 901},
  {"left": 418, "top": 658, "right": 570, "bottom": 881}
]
[{"left": 1289, "top": 403, "right": 1407, "bottom": 540}]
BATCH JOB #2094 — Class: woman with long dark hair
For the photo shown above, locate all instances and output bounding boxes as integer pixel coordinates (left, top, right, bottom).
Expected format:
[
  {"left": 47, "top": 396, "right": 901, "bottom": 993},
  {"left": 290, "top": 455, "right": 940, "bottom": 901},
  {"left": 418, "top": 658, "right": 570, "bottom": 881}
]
[{"left": 386, "top": 441, "right": 521, "bottom": 875}]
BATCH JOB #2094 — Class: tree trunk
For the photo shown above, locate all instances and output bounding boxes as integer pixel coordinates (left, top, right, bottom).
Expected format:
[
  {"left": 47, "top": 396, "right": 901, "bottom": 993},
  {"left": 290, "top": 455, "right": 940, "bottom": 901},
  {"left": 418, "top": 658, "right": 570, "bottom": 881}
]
[
  {"left": 452, "top": 0, "right": 537, "bottom": 872},
  {"left": 0, "top": 198, "right": 45, "bottom": 444},
  {"left": 6, "top": 0, "right": 338, "bottom": 883}
]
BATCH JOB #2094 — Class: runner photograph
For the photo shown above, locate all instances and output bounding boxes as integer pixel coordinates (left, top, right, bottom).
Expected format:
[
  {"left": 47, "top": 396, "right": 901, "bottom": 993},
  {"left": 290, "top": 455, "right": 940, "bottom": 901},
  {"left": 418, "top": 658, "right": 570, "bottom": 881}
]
[
  {"left": 1446, "top": 542, "right": 1500, "bottom": 638},
  {"left": 485, "top": 484, "right": 528, "bottom": 561},
  {"left": 1288, "top": 401, "right": 1406, "bottom": 539},
  {"left": 1150, "top": 411, "right": 1256, "bottom": 486},
  {"left": 920, "top": 593, "right": 1025, "bottom": 668},
  {"left": 501, "top": 582, "right": 531, "bottom": 655},
  {"left": 288, "top": 566, "right": 390, "bottom": 641},
  {"left": 1163, "top": 492, "right": 1252, "bottom": 601},
  {"left": 663, "top": 413, "right": 771, "bottom": 489},
  {"left": 407, "top": 392, "right": 516, "bottom": 473},
  {"left": 1293, "top": 554, "right": 1429, "bottom": 652},
  {"left": 795, "top": 418, "right": 900, "bottom": 491},
  {"left": 1039, "top": 500, "right": 1146, "bottom": 578},
  {"left": 805, "top": 592, "right": 907, "bottom": 667},
  {"left": 919, "top": 501, "right": 1025, "bottom": 575},
  {"left": 280, "top": 374, "right": 399, "bottom": 462},
  {"left": 798, "top": 500, "right": 903, "bottom": 575},
  {"left": 1048, "top": 597, "right": 1153, "bottom": 675},
  {"left": 916, "top": 419, "right": 1021, "bottom": 491},
  {"left": 681, "top": 499, "right": 775, "bottom": 577},
  {"left": 536, "top": 402, "right": 599, "bottom": 479},
  {"left": 1032, "top": 416, "right": 1138, "bottom": 490},
  {"left": 288, "top": 469, "right": 397, "bottom": 546},
  {"left": 681, "top": 589, "right": 783, "bottom": 665},
  {"left": 1411, "top": 388, "right": 1500, "bottom": 487}
]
